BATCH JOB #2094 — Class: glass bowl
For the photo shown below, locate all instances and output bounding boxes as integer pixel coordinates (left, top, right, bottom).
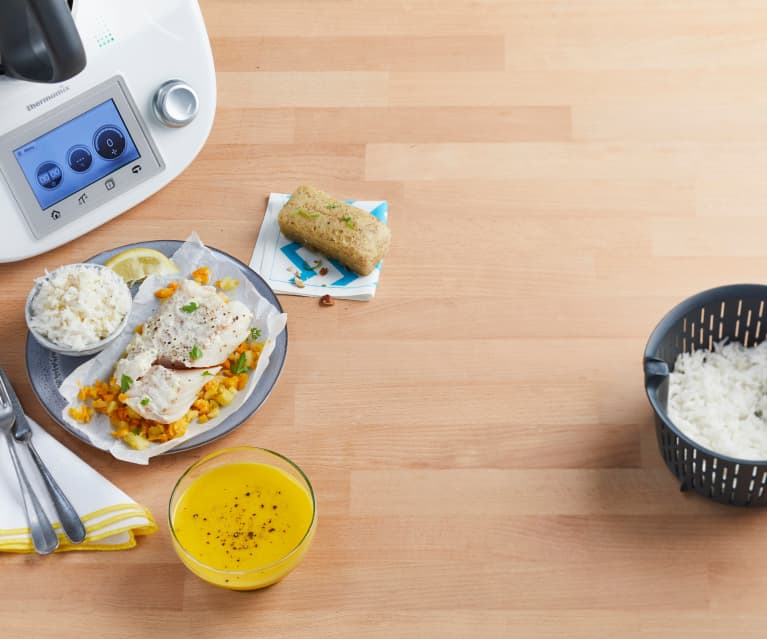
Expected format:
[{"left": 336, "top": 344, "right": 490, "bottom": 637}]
[
  {"left": 168, "top": 447, "right": 317, "bottom": 590},
  {"left": 25, "top": 263, "right": 132, "bottom": 356}
]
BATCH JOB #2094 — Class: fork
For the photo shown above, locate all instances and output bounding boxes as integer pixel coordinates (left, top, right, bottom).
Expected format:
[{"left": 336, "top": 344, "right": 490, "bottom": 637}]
[
  {"left": 6, "top": 379, "right": 86, "bottom": 543},
  {"left": 14, "top": 422, "right": 86, "bottom": 543},
  {"left": 0, "top": 376, "right": 59, "bottom": 554}
]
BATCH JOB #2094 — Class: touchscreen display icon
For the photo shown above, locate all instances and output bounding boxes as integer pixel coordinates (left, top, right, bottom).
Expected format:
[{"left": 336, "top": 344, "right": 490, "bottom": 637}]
[
  {"left": 67, "top": 146, "right": 93, "bottom": 173},
  {"left": 94, "top": 126, "right": 126, "bottom": 159},
  {"left": 36, "top": 162, "right": 63, "bottom": 189}
]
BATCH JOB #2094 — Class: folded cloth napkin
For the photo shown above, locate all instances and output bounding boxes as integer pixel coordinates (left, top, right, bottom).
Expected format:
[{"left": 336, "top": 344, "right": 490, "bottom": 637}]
[
  {"left": 250, "top": 192, "right": 389, "bottom": 301},
  {"left": 0, "top": 417, "right": 156, "bottom": 552}
]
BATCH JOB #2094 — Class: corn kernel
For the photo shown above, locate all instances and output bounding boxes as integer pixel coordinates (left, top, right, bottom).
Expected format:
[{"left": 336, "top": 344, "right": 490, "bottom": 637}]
[{"left": 215, "top": 276, "right": 239, "bottom": 291}]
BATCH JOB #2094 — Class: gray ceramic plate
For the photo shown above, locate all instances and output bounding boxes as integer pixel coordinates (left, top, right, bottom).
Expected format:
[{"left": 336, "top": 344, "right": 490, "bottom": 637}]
[{"left": 25, "top": 240, "right": 288, "bottom": 455}]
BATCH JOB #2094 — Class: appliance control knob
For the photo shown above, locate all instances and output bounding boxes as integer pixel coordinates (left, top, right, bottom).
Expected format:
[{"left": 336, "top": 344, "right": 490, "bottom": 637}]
[{"left": 153, "top": 80, "right": 199, "bottom": 127}]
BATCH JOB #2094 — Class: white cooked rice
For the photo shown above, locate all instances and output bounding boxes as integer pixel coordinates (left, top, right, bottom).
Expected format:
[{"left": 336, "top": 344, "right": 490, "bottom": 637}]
[
  {"left": 28, "top": 264, "right": 131, "bottom": 350},
  {"left": 668, "top": 340, "right": 767, "bottom": 460}
]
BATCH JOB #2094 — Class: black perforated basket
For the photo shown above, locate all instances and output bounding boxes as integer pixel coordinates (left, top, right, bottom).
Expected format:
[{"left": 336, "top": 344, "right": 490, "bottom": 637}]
[{"left": 644, "top": 284, "right": 767, "bottom": 506}]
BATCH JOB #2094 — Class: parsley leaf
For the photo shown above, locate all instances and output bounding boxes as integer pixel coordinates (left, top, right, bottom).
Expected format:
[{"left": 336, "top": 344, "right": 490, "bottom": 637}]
[
  {"left": 231, "top": 352, "right": 250, "bottom": 375},
  {"left": 190, "top": 345, "right": 203, "bottom": 361},
  {"left": 341, "top": 215, "right": 356, "bottom": 229},
  {"left": 181, "top": 301, "right": 199, "bottom": 313},
  {"left": 120, "top": 375, "right": 133, "bottom": 393},
  {"left": 202, "top": 371, "right": 213, "bottom": 377},
  {"left": 296, "top": 208, "right": 320, "bottom": 219},
  {"left": 250, "top": 328, "right": 261, "bottom": 341},
  {"left": 140, "top": 398, "right": 150, "bottom": 406}
]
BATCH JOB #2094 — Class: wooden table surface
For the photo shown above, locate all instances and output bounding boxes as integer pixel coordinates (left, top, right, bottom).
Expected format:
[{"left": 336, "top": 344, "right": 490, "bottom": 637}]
[{"left": 6, "top": 1, "right": 767, "bottom": 636}]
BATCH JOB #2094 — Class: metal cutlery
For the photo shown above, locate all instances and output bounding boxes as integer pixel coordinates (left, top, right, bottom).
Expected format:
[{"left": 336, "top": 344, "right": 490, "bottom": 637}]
[
  {"left": 0, "top": 374, "right": 59, "bottom": 554},
  {"left": 0, "top": 369, "right": 86, "bottom": 544}
]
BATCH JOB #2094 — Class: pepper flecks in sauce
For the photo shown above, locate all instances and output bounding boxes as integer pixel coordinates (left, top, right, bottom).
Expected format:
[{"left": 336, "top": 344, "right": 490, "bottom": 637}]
[{"left": 172, "top": 462, "right": 313, "bottom": 571}]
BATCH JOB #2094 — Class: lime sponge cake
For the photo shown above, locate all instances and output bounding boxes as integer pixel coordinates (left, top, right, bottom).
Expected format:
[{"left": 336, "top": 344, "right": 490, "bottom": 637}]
[{"left": 278, "top": 185, "right": 390, "bottom": 276}]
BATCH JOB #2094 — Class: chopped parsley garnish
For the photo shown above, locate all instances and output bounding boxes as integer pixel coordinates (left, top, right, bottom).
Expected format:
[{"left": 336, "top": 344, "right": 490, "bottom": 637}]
[
  {"left": 120, "top": 375, "right": 133, "bottom": 393},
  {"left": 250, "top": 328, "right": 261, "bottom": 341},
  {"left": 231, "top": 352, "right": 250, "bottom": 375},
  {"left": 341, "top": 215, "right": 356, "bottom": 229},
  {"left": 296, "top": 208, "right": 320, "bottom": 219},
  {"left": 190, "top": 345, "right": 203, "bottom": 361},
  {"left": 181, "top": 301, "right": 199, "bottom": 313},
  {"left": 302, "top": 259, "right": 323, "bottom": 271},
  {"left": 326, "top": 202, "right": 339, "bottom": 209},
  {"left": 202, "top": 371, "right": 213, "bottom": 377},
  {"left": 140, "top": 398, "right": 150, "bottom": 406}
]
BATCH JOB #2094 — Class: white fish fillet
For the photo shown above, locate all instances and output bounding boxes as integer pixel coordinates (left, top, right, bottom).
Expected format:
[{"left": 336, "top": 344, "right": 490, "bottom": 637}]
[
  {"left": 123, "top": 365, "right": 221, "bottom": 424},
  {"left": 140, "top": 279, "right": 252, "bottom": 368}
]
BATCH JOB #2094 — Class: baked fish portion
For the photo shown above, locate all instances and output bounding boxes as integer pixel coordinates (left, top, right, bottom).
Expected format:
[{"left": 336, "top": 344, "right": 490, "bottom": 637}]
[
  {"left": 126, "top": 278, "right": 253, "bottom": 370},
  {"left": 122, "top": 365, "right": 221, "bottom": 424}
]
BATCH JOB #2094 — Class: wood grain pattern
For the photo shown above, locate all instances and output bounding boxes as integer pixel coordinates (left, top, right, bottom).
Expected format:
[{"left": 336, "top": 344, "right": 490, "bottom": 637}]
[{"left": 5, "top": 1, "right": 767, "bottom": 637}]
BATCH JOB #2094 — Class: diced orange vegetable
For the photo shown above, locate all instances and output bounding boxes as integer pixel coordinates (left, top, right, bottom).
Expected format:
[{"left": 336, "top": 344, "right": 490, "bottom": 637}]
[
  {"left": 155, "top": 281, "right": 179, "bottom": 299},
  {"left": 191, "top": 266, "right": 210, "bottom": 285}
]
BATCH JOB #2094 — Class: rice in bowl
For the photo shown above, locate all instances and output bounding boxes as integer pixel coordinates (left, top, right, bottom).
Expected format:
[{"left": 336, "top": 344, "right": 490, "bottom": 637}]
[
  {"left": 26, "top": 263, "right": 132, "bottom": 352},
  {"left": 668, "top": 340, "right": 767, "bottom": 460}
]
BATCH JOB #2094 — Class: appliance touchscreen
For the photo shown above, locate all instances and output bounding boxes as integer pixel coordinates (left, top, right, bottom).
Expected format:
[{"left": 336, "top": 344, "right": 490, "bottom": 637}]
[{"left": 13, "top": 99, "right": 141, "bottom": 210}]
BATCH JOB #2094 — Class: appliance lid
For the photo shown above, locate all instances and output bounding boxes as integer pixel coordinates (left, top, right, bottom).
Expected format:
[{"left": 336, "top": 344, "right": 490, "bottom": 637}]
[{"left": 0, "top": 0, "right": 86, "bottom": 84}]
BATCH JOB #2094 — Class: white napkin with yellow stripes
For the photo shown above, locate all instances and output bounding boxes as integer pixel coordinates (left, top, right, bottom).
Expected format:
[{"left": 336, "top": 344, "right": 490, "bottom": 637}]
[{"left": 0, "top": 417, "right": 156, "bottom": 552}]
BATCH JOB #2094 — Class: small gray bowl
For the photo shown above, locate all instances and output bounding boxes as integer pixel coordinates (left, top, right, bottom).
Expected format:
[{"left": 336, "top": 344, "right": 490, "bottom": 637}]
[{"left": 25, "top": 263, "right": 132, "bottom": 357}]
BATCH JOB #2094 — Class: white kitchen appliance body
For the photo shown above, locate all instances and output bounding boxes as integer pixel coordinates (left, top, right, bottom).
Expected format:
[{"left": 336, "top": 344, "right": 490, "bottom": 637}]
[{"left": 0, "top": 0, "right": 216, "bottom": 262}]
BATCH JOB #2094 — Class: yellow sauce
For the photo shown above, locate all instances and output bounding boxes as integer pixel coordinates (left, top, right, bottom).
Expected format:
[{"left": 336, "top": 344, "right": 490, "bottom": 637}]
[{"left": 171, "top": 462, "right": 315, "bottom": 589}]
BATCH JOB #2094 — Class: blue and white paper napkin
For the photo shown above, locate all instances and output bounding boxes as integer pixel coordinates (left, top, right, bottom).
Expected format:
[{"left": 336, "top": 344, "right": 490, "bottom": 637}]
[{"left": 250, "top": 192, "right": 388, "bottom": 301}]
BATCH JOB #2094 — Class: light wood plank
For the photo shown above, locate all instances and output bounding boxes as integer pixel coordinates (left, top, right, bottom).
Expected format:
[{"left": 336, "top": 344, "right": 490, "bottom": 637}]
[
  {"left": 212, "top": 36, "right": 506, "bottom": 72},
  {"left": 295, "top": 107, "right": 571, "bottom": 143}
]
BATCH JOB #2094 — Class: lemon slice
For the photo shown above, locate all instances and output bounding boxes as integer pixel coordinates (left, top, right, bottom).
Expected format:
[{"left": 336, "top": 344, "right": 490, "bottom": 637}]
[{"left": 104, "top": 247, "right": 179, "bottom": 284}]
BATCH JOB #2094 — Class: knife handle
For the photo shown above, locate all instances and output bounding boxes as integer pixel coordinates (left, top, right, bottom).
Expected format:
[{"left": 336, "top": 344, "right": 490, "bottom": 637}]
[
  {"left": 25, "top": 440, "right": 86, "bottom": 544},
  {"left": 5, "top": 432, "right": 59, "bottom": 554}
]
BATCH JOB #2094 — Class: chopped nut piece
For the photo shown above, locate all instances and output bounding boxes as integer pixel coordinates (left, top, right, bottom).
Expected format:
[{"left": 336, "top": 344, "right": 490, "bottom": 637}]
[
  {"left": 293, "top": 277, "right": 305, "bottom": 289},
  {"left": 319, "top": 294, "right": 335, "bottom": 306}
]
